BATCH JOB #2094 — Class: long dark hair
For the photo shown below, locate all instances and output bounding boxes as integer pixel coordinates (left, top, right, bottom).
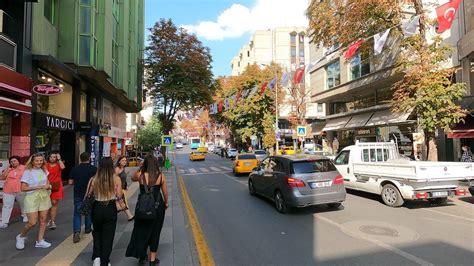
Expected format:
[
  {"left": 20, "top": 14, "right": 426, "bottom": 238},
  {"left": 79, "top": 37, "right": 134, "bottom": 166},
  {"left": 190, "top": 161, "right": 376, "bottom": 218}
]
[
  {"left": 140, "top": 155, "right": 161, "bottom": 187},
  {"left": 115, "top": 155, "right": 126, "bottom": 168},
  {"left": 94, "top": 157, "right": 115, "bottom": 199}
]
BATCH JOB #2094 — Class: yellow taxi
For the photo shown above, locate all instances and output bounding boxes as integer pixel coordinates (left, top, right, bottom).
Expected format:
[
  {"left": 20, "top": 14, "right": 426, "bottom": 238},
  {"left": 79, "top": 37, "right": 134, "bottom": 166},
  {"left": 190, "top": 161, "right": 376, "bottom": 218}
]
[
  {"left": 189, "top": 151, "right": 206, "bottom": 161},
  {"left": 233, "top": 154, "right": 259, "bottom": 176},
  {"left": 279, "top": 146, "right": 296, "bottom": 155},
  {"left": 127, "top": 157, "right": 140, "bottom": 167},
  {"left": 197, "top": 146, "right": 208, "bottom": 153}
]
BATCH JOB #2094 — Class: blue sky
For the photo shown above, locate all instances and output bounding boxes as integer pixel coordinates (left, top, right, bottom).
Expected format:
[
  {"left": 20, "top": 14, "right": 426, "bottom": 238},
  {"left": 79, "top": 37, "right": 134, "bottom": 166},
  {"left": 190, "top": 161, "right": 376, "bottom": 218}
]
[{"left": 144, "top": 0, "right": 308, "bottom": 77}]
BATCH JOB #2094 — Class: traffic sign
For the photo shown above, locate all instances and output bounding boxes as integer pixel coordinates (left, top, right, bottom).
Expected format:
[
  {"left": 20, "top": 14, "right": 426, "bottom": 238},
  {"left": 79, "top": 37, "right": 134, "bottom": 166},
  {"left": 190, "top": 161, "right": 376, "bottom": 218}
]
[
  {"left": 162, "top": 135, "right": 173, "bottom": 146},
  {"left": 297, "top": 126, "right": 306, "bottom": 137}
]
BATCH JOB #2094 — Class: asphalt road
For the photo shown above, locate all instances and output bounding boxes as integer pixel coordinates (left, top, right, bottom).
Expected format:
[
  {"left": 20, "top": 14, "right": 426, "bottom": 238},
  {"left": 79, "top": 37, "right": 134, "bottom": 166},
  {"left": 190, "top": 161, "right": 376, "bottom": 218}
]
[{"left": 176, "top": 146, "right": 474, "bottom": 266}]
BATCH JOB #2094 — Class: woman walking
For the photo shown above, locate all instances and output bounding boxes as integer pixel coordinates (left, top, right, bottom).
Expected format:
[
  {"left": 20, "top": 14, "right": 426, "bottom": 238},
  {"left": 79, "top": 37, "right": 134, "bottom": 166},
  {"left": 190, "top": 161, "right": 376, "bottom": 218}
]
[
  {"left": 16, "top": 153, "right": 52, "bottom": 250},
  {"left": 115, "top": 156, "right": 134, "bottom": 221},
  {"left": 46, "top": 151, "right": 65, "bottom": 230},
  {"left": 0, "top": 156, "right": 27, "bottom": 228},
  {"left": 90, "top": 157, "right": 123, "bottom": 266},
  {"left": 126, "top": 155, "right": 169, "bottom": 265}
]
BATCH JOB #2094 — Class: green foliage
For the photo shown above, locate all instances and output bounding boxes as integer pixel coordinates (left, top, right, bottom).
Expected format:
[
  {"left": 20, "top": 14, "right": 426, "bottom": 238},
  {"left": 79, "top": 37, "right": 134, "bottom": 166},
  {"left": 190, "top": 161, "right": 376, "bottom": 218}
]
[{"left": 137, "top": 117, "right": 162, "bottom": 152}]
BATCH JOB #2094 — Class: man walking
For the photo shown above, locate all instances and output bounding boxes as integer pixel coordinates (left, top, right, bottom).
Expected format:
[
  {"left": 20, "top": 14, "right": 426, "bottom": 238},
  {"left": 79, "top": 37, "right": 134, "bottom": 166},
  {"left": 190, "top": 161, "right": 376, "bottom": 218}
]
[{"left": 68, "top": 152, "right": 97, "bottom": 243}]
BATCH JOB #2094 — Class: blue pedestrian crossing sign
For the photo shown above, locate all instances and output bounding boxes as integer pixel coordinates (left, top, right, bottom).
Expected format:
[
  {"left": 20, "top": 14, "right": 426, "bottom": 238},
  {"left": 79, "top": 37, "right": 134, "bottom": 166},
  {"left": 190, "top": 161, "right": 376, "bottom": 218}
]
[
  {"left": 162, "top": 135, "right": 173, "bottom": 146},
  {"left": 297, "top": 126, "right": 306, "bottom": 137}
]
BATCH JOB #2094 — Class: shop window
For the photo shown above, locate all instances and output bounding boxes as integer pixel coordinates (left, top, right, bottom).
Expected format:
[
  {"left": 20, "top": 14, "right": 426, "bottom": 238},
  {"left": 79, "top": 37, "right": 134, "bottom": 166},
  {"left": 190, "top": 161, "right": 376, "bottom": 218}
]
[
  {"left": 0, "top": 110, "right": 11, "bottom": 160},
  {"left": 37, "top": 73, "right": 73, "bottom": 119},
  {"left": 44, "top": 0, "right": 56, "bottom": 24},
  {"left": 350, "top": 52, "right": 370, "bottom": 80},
  {"left": 80, "top": 92, "right": 87, "bottom": 122},
  {"left": 35, "top": 130, "right": 61, "bottom": 154},
  {"left": 326, "top": 60, "right": 340, "bottom": 90},
  {"left": 317, "top": 103, "right": 323, "bottom": 113}
]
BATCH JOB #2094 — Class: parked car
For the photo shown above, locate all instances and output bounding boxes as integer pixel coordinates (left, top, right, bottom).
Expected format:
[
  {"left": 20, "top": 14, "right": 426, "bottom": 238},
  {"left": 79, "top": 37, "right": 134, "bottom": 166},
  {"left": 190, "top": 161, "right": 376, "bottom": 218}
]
[
  {"left": 253, "top": 149, "right": 268, "bottom": 162},
  {"left": 189, "top": 152, "right": 206, "bottom": 161},
  {"left": 469, "top": 180, "right": 474, "bottom": 196},
  {"left": 279, "top": 146, "right": 296, "bottom": 155},
  {"left": 214, "top": 146, "right": 222, "bottom": 154},
  {"left": 226, "top": 148, "right": 238, "bottom": 159},
  {"left": 176, "top": 143, "right": 184, "bottom": 149},
  {"left": 248, "top": 155, "right": 346, "bottom": 213},
  {"left": 304, "top": 144, "right": 333, "bottom": 157},
  {"left": 233, "top": 154, "right": 259, "bottom": 176}
]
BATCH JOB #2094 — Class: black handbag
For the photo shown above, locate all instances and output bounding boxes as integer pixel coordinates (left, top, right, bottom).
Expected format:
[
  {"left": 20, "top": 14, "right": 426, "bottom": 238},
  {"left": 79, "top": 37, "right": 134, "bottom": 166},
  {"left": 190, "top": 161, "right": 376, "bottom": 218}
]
[
  {"left": 80, "top": 179, "right": 95, "bottom": 216},
  {"left": 135, "top": 174, "right": 159, "bottom": 220}
]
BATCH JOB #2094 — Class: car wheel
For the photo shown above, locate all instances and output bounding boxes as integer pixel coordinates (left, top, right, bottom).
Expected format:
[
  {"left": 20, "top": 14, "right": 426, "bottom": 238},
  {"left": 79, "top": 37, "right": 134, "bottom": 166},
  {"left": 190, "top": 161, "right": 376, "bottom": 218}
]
[
  {"left": 274, "top": 190, "right": 289, "bottom": 213},
  {"left": 381, "top": 184, "right": 404, "bottom": 207},
  {"left": 327, "top": 202, "right": 342, "bottom": 209},
  {"left": 429, "top": 197, "right": 448, "bottom": 205},
  {"left": 248, "top": 179, "right": 256, "bottom": 196}
]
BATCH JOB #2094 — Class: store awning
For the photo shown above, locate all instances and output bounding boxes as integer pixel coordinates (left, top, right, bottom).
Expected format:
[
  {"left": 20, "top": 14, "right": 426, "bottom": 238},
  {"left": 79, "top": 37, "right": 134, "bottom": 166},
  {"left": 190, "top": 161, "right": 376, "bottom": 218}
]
[
  {"left": 345, "top": 112, "right": 373, "bottom": 129},
  {"left": 322, "top": 116, "right": 351, "bottom": 131},
  {"left": 311, "top": 122, "right": 326, "bottom": 135},
  {"left": 447, "top": 115, "right": 474, "bottom": 138},
  {"left": 365, "top": 109, "right": 411, "bottom": 126},
  {"left": 0, "top": 97, "right": 31, "bottom": 114}
]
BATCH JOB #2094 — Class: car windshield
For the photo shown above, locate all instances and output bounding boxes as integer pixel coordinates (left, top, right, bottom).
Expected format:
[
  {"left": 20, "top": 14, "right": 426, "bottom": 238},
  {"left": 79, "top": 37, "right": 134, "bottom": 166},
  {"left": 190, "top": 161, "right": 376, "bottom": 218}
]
[
  {"left": 238, "top": 155, "right": 256, "bottom": 160},
  {"left": 254, "top": 150, "right": 266, "bottom": 154},
  {"left": 292, "top": 160, "right": 337, "bottom": 174},
  {"left": 229, "top": 149, "right": 237, "bottom": 152}
]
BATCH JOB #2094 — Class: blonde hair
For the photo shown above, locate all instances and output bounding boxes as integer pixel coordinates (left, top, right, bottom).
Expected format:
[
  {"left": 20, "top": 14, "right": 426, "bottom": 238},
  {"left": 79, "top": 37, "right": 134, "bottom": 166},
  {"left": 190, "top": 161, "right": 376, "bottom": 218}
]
[
  {"left": 25, "top": 153, "right": 47, "bottom": 172},
  {"left": 93, "top": 157, "right": 116, "bottom": 200}
]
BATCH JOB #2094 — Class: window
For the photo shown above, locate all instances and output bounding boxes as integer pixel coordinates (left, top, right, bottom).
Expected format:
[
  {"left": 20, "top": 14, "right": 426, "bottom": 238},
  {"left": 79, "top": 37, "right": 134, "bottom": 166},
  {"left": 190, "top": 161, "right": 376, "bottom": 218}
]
[
  {"left": 292, "top": 160, "right": 336, "bottom": 174},
  {"left": 44, "top": 0, "right": 55, "bottom": 24},
  {"left": 317, "top": 103, "right": 323, "bottom": 112},
  {"left": 290, "top": 34, "right": 296, "bottom": 45},
  {"left": 326, "top": 60, "right": 340, "bottom": 89},
  {"left": 238, "top": 154, "right": 256, "bottom": 160},
  {"left": 334, "top": 151, "right": 350, "bottom": 165},
  {"left": 80, "top": 92, "right": 87, "bottom": 122},
  {"left": 299, "top": 34, "right": 304, "bottom": 43},
  {"left": 269, "top": 159, "right": 283, "bottom": 172},
  {"left": 247, "top": 51, "right": 250, "bottom": 57},
  {"left": 36, "top": 73, "right": 73, "bottom": 119},
  {"left": 299, "top": 48, "right": 304, "bottom": 57},
  {"left": 291, "top": 47, "right": 296, "bottom": 57},
  {"left": 350, "top": 52, "right": 370, "bottom": 80},
  {"left": 79, "top": 0, "right": 97, "bottom": 66},
  {"left": 0, "top": 110, "right": 11, "bottom": 159},
  {"left": 111, "top": 0, "right": 120, "bottom": 84},
  {"left": 362, "top": 149, "right": 388, "bottom": 162}
]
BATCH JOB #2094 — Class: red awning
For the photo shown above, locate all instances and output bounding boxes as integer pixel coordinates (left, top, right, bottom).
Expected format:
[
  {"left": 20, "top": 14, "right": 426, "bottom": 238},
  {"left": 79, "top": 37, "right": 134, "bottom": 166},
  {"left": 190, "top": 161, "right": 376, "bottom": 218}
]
[
  {"left": 0, "top": 97, "right": 31, "bottom": 114},
  {"left": 448, "top": 130, "right": 474, "bottom": 138}
]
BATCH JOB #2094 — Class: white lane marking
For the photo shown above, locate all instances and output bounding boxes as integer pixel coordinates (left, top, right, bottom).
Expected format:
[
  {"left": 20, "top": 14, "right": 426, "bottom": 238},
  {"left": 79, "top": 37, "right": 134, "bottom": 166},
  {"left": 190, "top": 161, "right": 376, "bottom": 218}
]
[
  {"left": 210, "top": 167, "right": 221, "bottom": 171},
  {"left": 314, "top": 215, "right": 433, "bottom": 266},
  {"left": 223, "top": 173, "right": 247, "bottom": 186},
  {"left": 189, "top": 168, "right": 197, "bottom": 174},
  {"left": 182, "top": 171, "right": 226, "bottom": 176},
  {"left": 200, "top": 168, "right": 210, "bottom": 173},
  {"left": 220, "top": 166, "right": 232, "bottom": 170},
  {"left": 420, "top": 208, "right": 474, "bottom": 223}
]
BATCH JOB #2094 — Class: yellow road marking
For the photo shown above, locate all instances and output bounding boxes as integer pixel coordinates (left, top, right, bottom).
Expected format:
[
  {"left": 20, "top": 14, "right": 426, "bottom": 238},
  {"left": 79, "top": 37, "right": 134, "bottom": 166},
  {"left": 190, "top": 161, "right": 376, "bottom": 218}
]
[
  {"left": 178, "top": 175, "right": 215, "bottom": 266},
  {"left": 36, "top": 181, "right": 140, "bottom": 266}
]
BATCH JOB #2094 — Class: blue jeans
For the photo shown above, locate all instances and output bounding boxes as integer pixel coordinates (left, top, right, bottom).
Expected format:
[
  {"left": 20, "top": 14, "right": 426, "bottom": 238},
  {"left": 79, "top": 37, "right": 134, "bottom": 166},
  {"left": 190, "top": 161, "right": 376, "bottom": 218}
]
[{"left": 74, "top": 197, "right": 92, "bottom": 233}]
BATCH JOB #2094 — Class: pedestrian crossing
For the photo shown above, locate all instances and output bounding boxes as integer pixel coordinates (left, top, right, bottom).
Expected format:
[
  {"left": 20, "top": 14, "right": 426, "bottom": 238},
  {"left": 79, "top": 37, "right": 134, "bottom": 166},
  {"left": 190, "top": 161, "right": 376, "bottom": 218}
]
[{"left": 179, "top": 166, "right": 235, "bottom": 175}]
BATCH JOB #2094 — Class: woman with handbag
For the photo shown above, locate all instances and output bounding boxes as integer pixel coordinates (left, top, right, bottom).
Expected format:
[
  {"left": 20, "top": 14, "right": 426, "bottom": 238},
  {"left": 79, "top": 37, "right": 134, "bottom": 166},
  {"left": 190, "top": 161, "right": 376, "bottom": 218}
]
[
  {"left": 0, "top": 156, "right": 27, "bottom": 228},
  {"left": 46, "top": 151, "right": 65, "bottom": 230},
  {"left": 16, "top": 153, "right": 53, "bottom": 250},
  {"left": 126, "top": 155, "right": 169, "bottom": 265},
  {"left": 89, "top": 157, "right": 123, "bottom": 266},
  {"left": 115, "top": 156, "right": 134, "bottom": 221}
]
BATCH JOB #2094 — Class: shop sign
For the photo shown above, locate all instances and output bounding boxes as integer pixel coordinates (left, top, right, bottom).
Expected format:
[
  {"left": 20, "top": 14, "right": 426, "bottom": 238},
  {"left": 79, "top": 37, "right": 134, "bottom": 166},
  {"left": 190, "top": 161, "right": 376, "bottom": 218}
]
[
  {"left": 107, "top": 126, "right": 127, "bottom": 139},
  {"left": 33, "top": 84, "right": 63, "bottom": 96},
  {"left": 35, "top": 113, "right": 75, "bottom": 131},
  {"left": 98, "top": 124, "right": 111, "bottom": 136},
  {"left": 78, "top": 122, "right": 93, "bottom": 132},
  {"left": 356, "top": 128, "right": 374, "bottom": 135},
  {"left": 90, "top": 136, "right": 98, "bottom": 166}
]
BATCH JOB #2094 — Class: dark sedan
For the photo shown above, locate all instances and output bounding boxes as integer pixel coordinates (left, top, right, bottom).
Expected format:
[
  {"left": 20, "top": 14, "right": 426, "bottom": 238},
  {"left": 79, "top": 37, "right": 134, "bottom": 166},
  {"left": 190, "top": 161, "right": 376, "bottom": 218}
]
[{"left": 248, "top": 155, "right": 346, "bottom": 213}]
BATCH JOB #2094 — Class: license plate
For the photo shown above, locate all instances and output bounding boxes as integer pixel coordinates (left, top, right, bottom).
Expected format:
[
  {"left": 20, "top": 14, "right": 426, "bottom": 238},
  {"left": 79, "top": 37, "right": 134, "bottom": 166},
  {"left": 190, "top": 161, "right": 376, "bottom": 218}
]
[
  {"left": 310, "top": 181, "right": 332, "bottom": 189},
  {"left": 244, "top": 162, "right": 252, "bottom": 166},
  {"left": 431, "top": 191, "right": 448, "bottom": 197}
]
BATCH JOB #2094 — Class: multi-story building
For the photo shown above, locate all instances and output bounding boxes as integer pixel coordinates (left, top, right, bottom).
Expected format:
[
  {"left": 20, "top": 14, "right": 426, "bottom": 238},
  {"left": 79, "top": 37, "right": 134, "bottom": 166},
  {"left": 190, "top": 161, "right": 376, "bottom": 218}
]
[
  {"left": 230, "top": 27, "right": 323, "bottom": 146},
  {"left": 0, "top": 1, "right": 35, "bottom": 165},
  {"left": 309, "top": 0, "right": 464, "bottom": 160},
  {"left": 30, "top": 0, "right": 144, "bottom": 176}
]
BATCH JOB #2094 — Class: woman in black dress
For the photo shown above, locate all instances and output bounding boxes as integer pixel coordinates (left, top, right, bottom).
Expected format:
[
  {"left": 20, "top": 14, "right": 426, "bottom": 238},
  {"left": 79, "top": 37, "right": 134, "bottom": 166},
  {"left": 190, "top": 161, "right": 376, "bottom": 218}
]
[{"left": 126, "top": 155, "right": 169, "bottom": 265}]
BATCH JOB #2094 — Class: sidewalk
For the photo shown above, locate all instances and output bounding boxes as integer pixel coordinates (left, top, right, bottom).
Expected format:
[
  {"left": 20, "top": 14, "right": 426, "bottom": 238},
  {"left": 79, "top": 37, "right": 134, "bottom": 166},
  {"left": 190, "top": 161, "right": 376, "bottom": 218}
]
[{"left": 0, "top": 165, "right": 197, "bottom": 266}]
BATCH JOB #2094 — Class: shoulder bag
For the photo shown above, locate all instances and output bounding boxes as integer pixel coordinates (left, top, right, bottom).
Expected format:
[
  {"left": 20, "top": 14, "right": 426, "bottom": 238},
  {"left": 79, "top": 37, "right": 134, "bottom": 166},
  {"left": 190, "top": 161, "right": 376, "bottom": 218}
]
[{"left": 80, "top": 178, "right": 95, "bottom": 216}]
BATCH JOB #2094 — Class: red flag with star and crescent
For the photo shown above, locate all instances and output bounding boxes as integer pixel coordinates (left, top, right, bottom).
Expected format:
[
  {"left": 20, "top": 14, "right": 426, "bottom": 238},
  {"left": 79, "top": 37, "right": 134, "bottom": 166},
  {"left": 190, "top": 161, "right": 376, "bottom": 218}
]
[
  {"left": 436, "top": 0, "right": 462, "bottom": 33},
  {"left": 260, "top": 82, "right": 268, "bottom": 95},
  {"left": 344, "top": 39, "right": 365, "bottom": 60}
]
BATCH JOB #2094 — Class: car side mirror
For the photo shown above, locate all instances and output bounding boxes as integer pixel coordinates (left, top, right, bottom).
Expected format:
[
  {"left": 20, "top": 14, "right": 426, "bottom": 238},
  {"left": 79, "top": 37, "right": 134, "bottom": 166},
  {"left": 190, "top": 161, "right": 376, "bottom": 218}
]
[{"left": 252, "top": 167, "right": 259, "bottom": 172}]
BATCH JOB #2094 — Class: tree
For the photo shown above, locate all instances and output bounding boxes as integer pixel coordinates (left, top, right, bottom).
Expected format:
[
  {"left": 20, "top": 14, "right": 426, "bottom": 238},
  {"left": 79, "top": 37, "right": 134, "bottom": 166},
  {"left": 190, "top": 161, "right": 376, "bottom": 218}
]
[
  {"left": 307, "top": 0, "right": 467, "bottom": 161},
  {"left": 145, "top": 19, "right": 215, "bottom": 135},
  {"left": 137, "top": 117, "right": 162, "bottom": 152}
]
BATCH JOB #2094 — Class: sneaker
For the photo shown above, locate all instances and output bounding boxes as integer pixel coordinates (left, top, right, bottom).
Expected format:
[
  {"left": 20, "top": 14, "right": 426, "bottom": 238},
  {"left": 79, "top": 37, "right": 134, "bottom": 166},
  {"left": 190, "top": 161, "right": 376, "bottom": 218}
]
[
  {"left": 35, "top": 239, "right": 51, "bottom": 248},
  {"left": 22, "top": 216, "right": 28, "bottom": 223},
  {"left": 16, "top": 234, "right": 26, "bottom": 250},
  {"left": 73, "top": 232, "right": 80, "bottom": 243},
  {"left": 49, "top": 221, "right": 57, "bottom": 230},
  {"left": 93, "top": 257, "right": 101, "bottom": 266},
  {"left": 0, "top": 223, "right": 8, "bottom": 229}
]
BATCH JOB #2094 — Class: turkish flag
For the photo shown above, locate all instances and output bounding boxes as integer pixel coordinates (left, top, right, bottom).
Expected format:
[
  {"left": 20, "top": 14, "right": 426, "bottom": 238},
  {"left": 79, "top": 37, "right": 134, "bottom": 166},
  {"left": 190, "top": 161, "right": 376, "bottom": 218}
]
[
  {"left": 436, "top": 0, "right": 462, "bottom": 33},
  {"left": 218, "top": 101, "right": 223, "bottom": 112},
  {"left": 236, "top": 90, "right": 242, "bottom": 102},
  {"left": 344, "top": 39, "right": 364, "bottom": 60},
  {"left": 260, "top": 82, "right": 268, "bottom": 95},
  {"left": 293, "top": 66, "right": 305, "bottom": 85}
]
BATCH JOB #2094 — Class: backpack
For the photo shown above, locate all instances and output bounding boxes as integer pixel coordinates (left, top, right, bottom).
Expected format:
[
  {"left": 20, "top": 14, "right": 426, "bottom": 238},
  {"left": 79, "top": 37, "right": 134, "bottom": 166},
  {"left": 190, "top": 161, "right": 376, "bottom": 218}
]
[{"left": 135, "top": 174, "right": 160, "bottom": 220}]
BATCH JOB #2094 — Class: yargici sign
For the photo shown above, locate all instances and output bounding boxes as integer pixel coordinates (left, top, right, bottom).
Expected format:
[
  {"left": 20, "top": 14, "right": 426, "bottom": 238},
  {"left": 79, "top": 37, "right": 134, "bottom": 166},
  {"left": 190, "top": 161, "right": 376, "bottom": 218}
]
[
  {"left": 32, "top": 84, "right": 63, "bottom": 96},
  {"left": 35, "top": 113, "right": 75, "bottom": 132}
]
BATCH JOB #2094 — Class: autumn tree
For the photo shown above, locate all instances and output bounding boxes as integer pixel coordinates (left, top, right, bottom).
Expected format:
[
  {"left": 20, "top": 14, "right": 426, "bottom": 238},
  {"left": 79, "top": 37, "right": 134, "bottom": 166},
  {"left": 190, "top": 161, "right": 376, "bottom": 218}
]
[
  {"left": 145, "top": 19, "right": 216, "bottom": 136},
  {"left": 307, "top": 0, "right": 466, "bottom": 161}
]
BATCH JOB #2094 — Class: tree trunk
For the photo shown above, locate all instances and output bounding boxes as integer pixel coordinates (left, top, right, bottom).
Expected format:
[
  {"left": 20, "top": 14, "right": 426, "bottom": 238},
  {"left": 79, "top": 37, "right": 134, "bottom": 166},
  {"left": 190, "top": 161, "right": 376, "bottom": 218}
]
[{"left": 425, "top": 131, "right": 438, "bottom": 161}]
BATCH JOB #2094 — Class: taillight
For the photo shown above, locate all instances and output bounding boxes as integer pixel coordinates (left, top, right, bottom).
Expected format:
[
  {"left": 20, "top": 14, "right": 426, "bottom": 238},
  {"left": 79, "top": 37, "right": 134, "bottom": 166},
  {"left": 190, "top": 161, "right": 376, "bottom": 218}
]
[
  {"left": 455, "top": 188, "right": 467, "bottom": 196},
  {"left": 415, "top": 192, "right": 428, "bottom": 199},
  {"left": 333, "top": 175, "right": 344, "bottom": 185},
  {"left": 235, "top": 161, "right": 240, "bottom": 167},
  {"left": 287, "top": 177, "right": 305, "bottom": 187}
]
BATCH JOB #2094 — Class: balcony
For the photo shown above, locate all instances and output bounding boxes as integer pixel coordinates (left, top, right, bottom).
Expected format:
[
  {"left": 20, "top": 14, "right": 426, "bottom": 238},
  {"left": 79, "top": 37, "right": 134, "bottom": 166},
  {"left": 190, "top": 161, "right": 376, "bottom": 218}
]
[{"left": 0, "top": 10, "right": 16, "bottom": 70}]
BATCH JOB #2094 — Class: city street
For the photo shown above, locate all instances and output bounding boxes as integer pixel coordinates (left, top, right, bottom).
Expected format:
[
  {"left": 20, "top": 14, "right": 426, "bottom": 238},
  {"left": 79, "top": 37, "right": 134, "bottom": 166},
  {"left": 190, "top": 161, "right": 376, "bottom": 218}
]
[{"left": 177, "top": 147, "right": 474, "bottom": 265}]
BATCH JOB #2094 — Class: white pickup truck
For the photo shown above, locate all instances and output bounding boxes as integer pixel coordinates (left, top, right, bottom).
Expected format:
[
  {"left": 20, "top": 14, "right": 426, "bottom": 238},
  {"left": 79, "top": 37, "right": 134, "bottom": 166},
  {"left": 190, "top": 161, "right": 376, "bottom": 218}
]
[{"left": 333, "top": 141, "right": 470, "bottom": 207}]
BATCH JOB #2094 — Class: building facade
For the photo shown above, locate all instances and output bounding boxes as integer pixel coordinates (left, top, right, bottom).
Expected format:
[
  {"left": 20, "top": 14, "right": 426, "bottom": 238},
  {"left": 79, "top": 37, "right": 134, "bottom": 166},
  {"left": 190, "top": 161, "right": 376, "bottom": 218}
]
[{"left": 30, "top": 0, "right": 143, "bottom": 176}]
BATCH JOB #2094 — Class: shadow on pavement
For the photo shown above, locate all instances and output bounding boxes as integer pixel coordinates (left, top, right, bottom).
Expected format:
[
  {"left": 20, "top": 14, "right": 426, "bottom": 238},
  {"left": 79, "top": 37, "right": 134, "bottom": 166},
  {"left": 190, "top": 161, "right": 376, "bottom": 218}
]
[{"left": 458, "top": 196, "right": 474, "bottom": 204}]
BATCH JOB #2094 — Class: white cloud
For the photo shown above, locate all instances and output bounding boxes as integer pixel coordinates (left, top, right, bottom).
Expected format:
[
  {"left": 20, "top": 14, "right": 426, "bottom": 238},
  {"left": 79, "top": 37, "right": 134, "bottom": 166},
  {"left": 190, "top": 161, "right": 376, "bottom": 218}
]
[{"left": 182, "top": 0, "right": 309, "bottom": 41}]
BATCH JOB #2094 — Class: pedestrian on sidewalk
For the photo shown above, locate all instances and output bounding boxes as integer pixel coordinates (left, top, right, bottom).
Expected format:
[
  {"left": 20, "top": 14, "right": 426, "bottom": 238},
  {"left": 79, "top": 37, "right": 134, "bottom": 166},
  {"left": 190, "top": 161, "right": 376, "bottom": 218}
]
[
  {"left": 90, "top": 157, "right": 123, "bottom": 266},
  {"left": 16, "top": 153, "right": 53, "bottom": 250},
  {"left": 115, "top": 156, "right": 134, "bottom": 221},
  {"left": 460, "top": 145, "right": 473, "bottom": 162},
  {"left": 68, "top": 152, "right": 97, "bottom": 243},
  {"left": 126, "top": 155, "right": 169, "bottom": 265},
  {"left": 0, "top": 156, "right": 27, "bottom": 228},
  {"left": 46, "top": 151, "right": 65, "bottom": 230}
]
